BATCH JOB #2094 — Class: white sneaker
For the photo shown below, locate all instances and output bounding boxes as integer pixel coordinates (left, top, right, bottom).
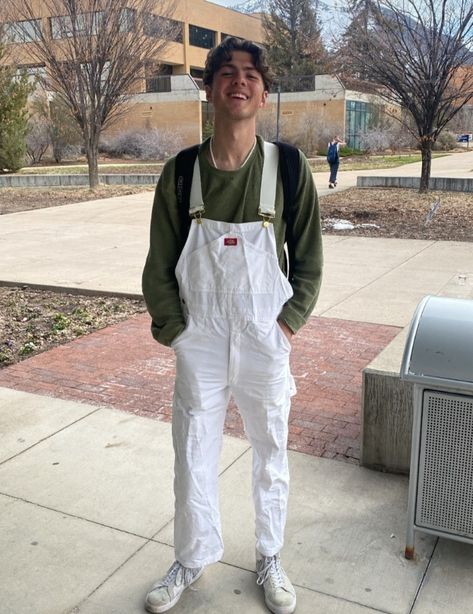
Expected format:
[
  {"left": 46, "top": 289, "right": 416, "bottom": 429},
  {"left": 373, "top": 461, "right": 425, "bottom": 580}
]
[
  {"left": 145, "top": 561, "right": 203, "bottom": 613},
  {"left": 256, "top": 552, "right": 297, "bottom": 614}
]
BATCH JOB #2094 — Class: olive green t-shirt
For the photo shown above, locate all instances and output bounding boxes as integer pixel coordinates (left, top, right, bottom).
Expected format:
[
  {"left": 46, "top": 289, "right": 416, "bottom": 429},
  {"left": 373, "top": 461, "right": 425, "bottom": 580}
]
[{"left": 142, "top": 136, "right": 323, "bottom": 346}]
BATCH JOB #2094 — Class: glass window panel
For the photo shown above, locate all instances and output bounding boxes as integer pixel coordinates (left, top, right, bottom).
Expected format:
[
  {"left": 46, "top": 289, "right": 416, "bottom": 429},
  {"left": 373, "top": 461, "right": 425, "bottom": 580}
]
[
  {"left": 144, "top": 14, "right": 183, "bottom": 42},
  {"left": 6, "top": 19, "right": 42, "bottom": 43},
  {"left": 189, "top": 24, "right": 215, "bottom": 49}
]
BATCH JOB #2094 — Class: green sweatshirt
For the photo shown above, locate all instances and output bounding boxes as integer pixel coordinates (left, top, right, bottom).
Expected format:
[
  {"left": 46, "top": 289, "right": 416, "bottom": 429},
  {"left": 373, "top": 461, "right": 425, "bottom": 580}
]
[{"left": 142, "top": 136, "right": 323, "bottom": 346}]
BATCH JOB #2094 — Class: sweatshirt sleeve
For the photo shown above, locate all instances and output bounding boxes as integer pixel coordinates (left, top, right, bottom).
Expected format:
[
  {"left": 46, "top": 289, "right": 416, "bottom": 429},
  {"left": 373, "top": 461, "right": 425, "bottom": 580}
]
[
  {"left": 278, "top": 152, "right": 323, "bottom": 333},
  {"left": 142, "top": 158, "right": 186, "bottom": 346}
]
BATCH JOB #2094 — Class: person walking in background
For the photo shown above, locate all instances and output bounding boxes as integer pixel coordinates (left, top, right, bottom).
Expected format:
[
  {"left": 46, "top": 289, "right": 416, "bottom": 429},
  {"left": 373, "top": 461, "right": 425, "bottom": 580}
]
[
  {"left": 327, "top": 135, "right": 346, "bottom": 189},
  {"left": 142, "top": 36, "right": 323, "bottom": 614}
]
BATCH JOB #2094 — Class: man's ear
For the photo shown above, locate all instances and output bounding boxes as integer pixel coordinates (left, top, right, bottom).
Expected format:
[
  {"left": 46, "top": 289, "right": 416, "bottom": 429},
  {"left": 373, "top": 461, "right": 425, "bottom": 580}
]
[
  {"left": 205, "top": 85, "right": 213, "bottom": 103},
  {"left": 260, "top": 90, "right": 268, "bottom": 108}
]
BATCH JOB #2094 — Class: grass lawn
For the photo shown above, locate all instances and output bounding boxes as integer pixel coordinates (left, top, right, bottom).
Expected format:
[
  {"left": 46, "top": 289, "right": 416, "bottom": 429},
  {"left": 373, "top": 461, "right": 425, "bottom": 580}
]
[
  {"left": 15, "top": 152, "right": 452, "bottom": 175},
  {"left": 18, "top": 162, "right": 165, "bottom": 175},
  {"left": 308, "top": 152, "right": 448, "bottom": 172}
]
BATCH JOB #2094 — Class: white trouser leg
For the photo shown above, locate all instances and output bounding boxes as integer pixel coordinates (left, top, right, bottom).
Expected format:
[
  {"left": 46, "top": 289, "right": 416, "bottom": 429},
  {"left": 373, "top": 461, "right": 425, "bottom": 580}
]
[
  {"left": 232, "top": 321, "right": 292, "bottom": 557},
  {"left": 172, "top": 324, "right": 230, "bottom": 568}
]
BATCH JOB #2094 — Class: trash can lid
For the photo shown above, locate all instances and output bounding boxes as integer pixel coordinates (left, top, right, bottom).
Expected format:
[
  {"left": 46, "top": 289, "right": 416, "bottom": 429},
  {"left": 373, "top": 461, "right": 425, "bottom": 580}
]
[{"left": 401, "top": 295, "right": 473, "bottom": 388}]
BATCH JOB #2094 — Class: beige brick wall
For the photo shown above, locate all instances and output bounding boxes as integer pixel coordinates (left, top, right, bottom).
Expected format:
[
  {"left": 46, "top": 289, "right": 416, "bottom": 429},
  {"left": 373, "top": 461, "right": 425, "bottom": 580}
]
[
  {"left": 258, "top": 99, "right": 347, "bottom": 154},
  {"left": 105, "top": 99, "right": 202, "bottom": 148}
]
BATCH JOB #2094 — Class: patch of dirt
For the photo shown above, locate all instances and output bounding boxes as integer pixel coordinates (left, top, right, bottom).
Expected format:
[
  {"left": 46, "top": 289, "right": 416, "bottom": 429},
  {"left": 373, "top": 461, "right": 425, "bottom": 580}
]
[
  {"left": 0, "top": 185, "right": 155, "bottom": 215},
  {"left": 0, "top": 286, "right": 146, "bottom": 367},
  {"left": 320, "top": 188, "right": 473, "bottom": 242}
]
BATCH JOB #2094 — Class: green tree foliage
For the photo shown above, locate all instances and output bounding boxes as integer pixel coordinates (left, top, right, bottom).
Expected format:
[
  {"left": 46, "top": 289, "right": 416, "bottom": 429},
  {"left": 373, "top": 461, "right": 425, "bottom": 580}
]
[
  {"left": 263, "top": 0, "right": 329, "bottom": 81},
  {"left": 336, "top": 0, "right": 372, "bottom": 80},
  {"left": 0, "top": 44, "right": 31, "bottom": 172}
]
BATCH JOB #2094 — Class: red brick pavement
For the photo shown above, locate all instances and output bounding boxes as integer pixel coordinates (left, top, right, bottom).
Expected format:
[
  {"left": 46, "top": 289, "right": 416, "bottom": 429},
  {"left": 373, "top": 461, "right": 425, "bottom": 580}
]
[{"left": 0, "top": 313, "right": 401, "bottom": 464}]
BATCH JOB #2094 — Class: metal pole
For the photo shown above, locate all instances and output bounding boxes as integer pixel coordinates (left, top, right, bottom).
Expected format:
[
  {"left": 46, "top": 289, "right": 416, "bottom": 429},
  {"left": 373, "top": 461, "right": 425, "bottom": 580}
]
[{"left": 276, "top": 82, "right": 281, "bottom": 142}]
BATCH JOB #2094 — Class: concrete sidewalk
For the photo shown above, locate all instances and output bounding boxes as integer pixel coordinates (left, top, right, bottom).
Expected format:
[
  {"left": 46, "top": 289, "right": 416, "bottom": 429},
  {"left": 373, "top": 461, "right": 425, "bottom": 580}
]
[
  {"left": 1, "top": 152, "right": 473, "bottom": 613},
  {"left": 3, "top": 387, "right": 473, "bottom": 614},
  {"left": 314, "top": 149, "right": 473, "bottom": 194},
  {"left": 1, "top": 194, "right": 472, "bottom": 326}
]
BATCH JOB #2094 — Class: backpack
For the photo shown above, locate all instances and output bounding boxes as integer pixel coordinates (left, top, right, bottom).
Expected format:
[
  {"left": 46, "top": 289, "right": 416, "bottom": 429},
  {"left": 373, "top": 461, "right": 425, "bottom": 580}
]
[
  {"left": 174, "top": 141, "right": 301, "bottom": 280},
  {"left": 327, "top": 142, "right": 339, "bottom": 164}
]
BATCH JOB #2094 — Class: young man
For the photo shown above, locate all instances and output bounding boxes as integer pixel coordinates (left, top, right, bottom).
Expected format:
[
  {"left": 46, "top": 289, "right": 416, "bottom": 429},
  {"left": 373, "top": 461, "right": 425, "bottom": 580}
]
[
  {"left": 327, "top": 135, "right": 346, "bottom": 188},
  {"left": 142, "top": 37, "right": 323, "bottom": 614}
]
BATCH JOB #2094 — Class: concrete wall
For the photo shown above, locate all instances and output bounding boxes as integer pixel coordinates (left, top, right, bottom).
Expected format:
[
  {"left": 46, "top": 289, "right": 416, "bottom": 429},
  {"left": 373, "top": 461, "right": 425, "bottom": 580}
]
[
  {"left": 358, "top": 176, "right": 473, "bottom": 192},
  {"left": 362, "top": 370, "right": 413, "bottom": 475},
  {"left": 0, "top": 174, "right": 160, "bottom": 188},
  {"left": 255, "top": 76, "right": 347, "bottom": 152},
  {"left": 107, "top": 88, "right": 204, "bottom": 147},
  {"left": 360, "top": 329, "right": 413, "bottom": 475}
]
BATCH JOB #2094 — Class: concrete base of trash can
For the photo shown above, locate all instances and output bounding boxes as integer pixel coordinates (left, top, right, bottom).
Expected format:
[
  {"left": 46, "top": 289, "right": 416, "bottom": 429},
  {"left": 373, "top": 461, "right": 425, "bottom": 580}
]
[{"left": 361, "top": 329, "right": 413, "bottom": 475}]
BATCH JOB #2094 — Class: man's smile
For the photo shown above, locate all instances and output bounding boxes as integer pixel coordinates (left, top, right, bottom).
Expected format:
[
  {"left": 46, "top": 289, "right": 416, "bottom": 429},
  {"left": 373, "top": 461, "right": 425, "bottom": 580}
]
[{"left": 228, "top": 91, "right": 249, "bottom": 100}]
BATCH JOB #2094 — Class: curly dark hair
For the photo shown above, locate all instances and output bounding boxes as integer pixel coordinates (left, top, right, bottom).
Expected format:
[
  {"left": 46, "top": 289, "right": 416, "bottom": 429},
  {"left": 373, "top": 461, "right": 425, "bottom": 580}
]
[{"left": 203, "top": 37, "right": 273, "bottom": 91}]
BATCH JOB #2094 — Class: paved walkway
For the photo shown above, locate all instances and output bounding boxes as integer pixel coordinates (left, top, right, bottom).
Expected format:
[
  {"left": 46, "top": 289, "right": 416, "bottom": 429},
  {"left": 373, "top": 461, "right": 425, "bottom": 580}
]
[
  {"left": 0, "top": 312, "right": 400, "bottom": 462},
  {"left": 1, "top": 151, "right": 473, "bottom": 613}
]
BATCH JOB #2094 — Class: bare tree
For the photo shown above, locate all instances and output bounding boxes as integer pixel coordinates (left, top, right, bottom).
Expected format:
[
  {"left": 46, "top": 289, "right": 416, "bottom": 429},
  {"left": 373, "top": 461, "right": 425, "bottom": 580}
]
[
  {"left": 337, "top": 0, "right": 473, "bottom": 192},
  {"left": 6, "top": 0, "right": 178, "bottom": 187}
]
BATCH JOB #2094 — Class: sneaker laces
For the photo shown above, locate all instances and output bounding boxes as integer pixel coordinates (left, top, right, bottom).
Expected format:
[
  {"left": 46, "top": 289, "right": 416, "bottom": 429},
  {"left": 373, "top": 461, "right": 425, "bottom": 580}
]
[
  {"left": 157, "top": 561, "right": 198, "bottom": 589},
  {"left": 256, "top": 555, "right": 285, "bottom": 587}
]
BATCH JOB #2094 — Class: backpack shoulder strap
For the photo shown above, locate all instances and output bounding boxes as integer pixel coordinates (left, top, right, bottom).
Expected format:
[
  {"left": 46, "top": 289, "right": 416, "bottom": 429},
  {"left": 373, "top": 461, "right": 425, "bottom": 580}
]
[
  {"left": 174, "top": 140, "right": 301, "bottom": 260},
  {"left": 273, "top": 141, "right": 300, "bottom": 220},
  {"left": 175, "top": 144, "right": 200, "bottom": 245},
  {"left": 274, "top": 141, "right": 300, "bottom": 282}
]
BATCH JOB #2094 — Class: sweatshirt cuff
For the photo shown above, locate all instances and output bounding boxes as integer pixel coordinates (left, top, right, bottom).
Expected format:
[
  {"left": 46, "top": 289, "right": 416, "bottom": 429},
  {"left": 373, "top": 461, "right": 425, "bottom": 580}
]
[
  {"left": 278, "top": 305, "right": 307, "bottom": 334},
  {"left": 151, "top": 318, "right": 186, "bottom": 347}
]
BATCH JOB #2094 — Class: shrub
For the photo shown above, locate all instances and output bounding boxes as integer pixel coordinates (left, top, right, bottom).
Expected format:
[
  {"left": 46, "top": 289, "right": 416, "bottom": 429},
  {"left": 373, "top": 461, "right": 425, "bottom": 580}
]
[
  {"left": 26, "top": 114, "right": 51, "bottom": 164},
  {"left": 433, "top": 130, "right": 457, "bottom": 151},
  {"left": 359, "top": 129, "right": 390, "bottom": 152},
  {"left": 100, "top": 128, "right": 183, "bottom": 160},
  {"left": 49, "top": 96, "right": 82, "bottom": 163},
  {"left": 256, "top": 113, "right": 278, "bottom": 142}
]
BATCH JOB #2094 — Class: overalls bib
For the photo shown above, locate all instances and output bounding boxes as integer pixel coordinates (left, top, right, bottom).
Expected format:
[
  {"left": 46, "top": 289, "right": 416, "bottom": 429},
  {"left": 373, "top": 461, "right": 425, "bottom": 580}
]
[{"left": 171, "top": 142, "right": 295, "bottom": 568}]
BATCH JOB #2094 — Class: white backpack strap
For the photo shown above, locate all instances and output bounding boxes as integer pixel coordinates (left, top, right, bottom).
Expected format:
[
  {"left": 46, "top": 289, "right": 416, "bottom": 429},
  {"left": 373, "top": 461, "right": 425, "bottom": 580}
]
[
  {"left": 259, "top": 141, "right": 279, "bottom": 219},
  {"left": 189, "top": 156, "right": 205, "bottom": 217}
]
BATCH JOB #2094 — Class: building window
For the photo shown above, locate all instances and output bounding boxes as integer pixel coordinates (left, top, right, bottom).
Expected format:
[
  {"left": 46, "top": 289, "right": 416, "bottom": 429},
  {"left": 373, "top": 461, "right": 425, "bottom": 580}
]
[
  {"left": 50, "top": 12, "right": 104, "bottom": 39},
  {"left": 5, "top": 19, "right": 42, "bottom": 43},
  {"left": 190, "top": 68, "right": 204, "bottom": 89},
  {"left": 189, "top": 25, "right": 215, "bottom": 49},
  {"left": 145, "top": 63, "right": 172, "bottom": 93},
  {"left": 119, "top": 8, "right": 136, "bottom": 33},
  {"left": 17, "top": 64, "right": 47, "bottom": 78},
  {"left": 221, "top": 33, "right": 240, "bottom": 43},
  {"left": 345, "top": 100, "right": 376, "bottom": 150},
  {"left": 144, "top": 15, "right": 183, "bottom": 42}
]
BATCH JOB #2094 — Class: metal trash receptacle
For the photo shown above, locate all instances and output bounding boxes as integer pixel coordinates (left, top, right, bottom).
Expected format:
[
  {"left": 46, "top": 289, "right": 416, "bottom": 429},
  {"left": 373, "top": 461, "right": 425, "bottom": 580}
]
[{"left": 400, "top": 295, "right": 473, "bottom": 560}]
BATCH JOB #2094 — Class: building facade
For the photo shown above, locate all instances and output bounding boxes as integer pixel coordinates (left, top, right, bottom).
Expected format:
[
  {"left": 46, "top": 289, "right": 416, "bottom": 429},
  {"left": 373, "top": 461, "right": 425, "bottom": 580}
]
[
  {"left": 3, "top": 1, "right": 392, "bottom": 154},
  {"left": 3, "top": 0, "right": 264, "bottom": 146}
]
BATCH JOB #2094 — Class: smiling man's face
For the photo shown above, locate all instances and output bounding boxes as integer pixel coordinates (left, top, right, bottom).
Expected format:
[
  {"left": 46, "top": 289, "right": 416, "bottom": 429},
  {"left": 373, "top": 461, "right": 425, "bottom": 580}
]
[{"left": 205, "top": 50, "right": 268, "bottom": 123}]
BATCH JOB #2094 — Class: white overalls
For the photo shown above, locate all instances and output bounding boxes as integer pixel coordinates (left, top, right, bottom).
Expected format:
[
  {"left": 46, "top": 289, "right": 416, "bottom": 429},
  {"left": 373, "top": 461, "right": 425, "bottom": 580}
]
[{"left": 171, "top": 143, "right": 295, "bottom": 568}]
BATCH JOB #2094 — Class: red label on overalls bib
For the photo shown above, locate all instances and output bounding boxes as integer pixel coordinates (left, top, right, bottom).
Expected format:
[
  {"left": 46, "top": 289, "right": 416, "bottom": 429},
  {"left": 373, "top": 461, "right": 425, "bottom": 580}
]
[{"left": 224, "top": 238, "right": 238, "bottom": 246}]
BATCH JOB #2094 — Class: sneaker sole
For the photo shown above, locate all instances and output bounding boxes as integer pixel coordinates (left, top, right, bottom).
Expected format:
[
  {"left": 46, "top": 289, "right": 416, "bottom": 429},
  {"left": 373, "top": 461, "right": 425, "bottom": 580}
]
[
  {"left": 264, "top": 596, "right": 297, "bottom": 614},
  {"left": 145, "top": 568, "right": 204, "bottom": 614}
]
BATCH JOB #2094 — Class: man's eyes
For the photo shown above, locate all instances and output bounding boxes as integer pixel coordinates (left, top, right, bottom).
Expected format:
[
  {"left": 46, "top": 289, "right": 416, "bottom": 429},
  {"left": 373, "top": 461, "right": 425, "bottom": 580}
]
[{"left": 220, "top": 70, "right": 259, "bottom": 79}]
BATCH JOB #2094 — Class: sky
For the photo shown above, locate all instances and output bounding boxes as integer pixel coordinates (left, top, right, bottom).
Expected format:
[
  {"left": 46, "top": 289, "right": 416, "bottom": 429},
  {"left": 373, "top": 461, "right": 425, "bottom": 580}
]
[
  {"left": 208, "top": 0, "right": 346, "bottom": 40},
  {"left": 209, "top": 0, "right": 342, "bottom": 12}
]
